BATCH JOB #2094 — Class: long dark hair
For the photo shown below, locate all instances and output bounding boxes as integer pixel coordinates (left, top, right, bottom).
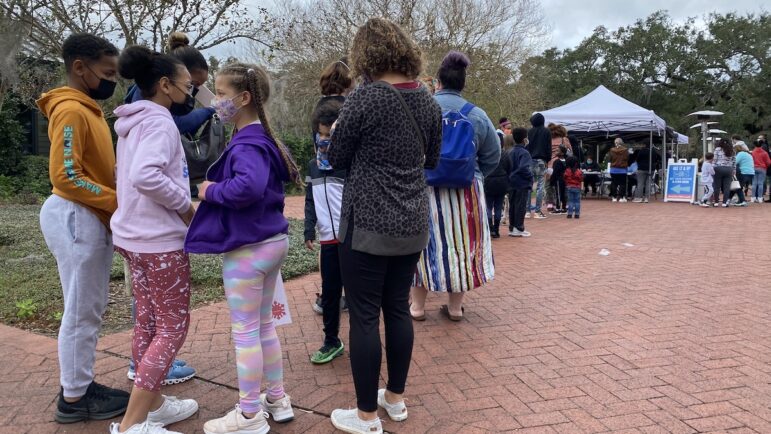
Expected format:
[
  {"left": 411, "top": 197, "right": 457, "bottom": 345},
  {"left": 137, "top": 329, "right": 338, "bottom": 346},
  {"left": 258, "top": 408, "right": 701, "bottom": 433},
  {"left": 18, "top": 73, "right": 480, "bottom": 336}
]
[{"left": 718, "top": 138, "right": 734, "bottom": 157}]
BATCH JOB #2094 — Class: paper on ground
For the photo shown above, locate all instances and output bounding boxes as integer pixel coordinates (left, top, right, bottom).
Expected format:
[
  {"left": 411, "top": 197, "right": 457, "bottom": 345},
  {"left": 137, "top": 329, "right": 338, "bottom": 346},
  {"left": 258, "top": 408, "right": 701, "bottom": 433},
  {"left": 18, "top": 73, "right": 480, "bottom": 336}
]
[{"left": 598, "top": 249, "right": 610, "bottom": 256}]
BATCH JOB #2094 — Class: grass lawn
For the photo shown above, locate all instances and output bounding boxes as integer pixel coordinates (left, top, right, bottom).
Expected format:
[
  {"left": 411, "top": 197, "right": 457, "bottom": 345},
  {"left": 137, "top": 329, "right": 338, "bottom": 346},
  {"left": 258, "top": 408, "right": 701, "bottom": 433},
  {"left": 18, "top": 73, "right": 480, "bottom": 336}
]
[{"left": 0, "top": 204, "right": 318, "bottom": 336}]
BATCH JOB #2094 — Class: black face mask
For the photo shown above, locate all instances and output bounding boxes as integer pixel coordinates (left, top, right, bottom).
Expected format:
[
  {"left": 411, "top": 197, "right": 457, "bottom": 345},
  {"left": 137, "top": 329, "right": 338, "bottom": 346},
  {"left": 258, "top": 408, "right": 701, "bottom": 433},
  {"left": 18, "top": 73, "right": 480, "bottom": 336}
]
[
  {"left": 170, "top": 93, "right": 195, "bottom": 116},
  {"left": 83, "top": 66, "right": 117, "bottom": 100}
]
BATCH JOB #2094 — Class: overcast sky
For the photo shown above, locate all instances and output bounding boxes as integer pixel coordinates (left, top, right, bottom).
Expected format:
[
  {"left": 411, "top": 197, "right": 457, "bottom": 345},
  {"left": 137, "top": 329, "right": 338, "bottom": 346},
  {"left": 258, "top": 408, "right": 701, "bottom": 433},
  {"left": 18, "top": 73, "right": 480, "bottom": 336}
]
[{"left": 539, "top": 0, "right": 766, "bottom": 50}]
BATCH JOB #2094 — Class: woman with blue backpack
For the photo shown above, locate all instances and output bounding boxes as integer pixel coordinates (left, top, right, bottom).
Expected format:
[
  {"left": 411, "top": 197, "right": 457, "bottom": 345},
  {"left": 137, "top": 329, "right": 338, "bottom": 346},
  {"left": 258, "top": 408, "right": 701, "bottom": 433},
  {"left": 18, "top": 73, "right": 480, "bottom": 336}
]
[{"left": 410, "top": 51, "right": 500, "bottom": 322}]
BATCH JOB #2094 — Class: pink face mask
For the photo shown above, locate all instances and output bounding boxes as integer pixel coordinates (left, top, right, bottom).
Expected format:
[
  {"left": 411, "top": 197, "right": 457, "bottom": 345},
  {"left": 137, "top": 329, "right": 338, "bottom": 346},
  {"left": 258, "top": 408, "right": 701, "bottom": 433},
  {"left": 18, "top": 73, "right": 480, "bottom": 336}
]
[{"left": 211, "top": 96, "right": 240, "bottom": 123}]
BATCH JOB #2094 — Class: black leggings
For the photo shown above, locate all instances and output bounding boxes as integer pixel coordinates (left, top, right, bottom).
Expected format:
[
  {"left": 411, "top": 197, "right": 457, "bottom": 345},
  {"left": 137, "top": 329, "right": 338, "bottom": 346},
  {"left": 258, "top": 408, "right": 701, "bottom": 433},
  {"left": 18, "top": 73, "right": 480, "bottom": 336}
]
[
  {"left": 610, "top": 173, "right": 627, "bottom": 199},
  {"left": 338, "top": 227, "right": 421, "bottom": 412}
]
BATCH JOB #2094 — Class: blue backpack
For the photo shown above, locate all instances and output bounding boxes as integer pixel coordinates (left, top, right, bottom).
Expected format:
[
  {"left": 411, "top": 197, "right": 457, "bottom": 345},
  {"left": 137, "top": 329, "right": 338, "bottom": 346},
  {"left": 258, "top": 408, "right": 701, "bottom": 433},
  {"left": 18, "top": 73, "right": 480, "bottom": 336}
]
[{"left": 425, "top": 103, "right": 477, "bottom": 188}]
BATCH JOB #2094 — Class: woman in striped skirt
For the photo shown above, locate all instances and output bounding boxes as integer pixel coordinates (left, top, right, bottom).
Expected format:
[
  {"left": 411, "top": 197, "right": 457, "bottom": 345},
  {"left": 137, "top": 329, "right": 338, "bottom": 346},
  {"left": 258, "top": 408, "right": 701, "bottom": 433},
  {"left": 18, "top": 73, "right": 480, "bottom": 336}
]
[{"left": 410, "top": 51, "right": 498, "bottom": 321}]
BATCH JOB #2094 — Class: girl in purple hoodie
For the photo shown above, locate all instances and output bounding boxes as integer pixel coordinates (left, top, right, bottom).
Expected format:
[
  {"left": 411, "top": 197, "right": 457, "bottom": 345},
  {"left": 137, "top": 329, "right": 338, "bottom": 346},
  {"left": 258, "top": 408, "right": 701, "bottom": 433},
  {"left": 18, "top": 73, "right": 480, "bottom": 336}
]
[
  {"left": 185, "top": 63, "right": 303, "bottom": 434},
  {"left": 110, "top": 46, "right": 198, "bottom": 434}
]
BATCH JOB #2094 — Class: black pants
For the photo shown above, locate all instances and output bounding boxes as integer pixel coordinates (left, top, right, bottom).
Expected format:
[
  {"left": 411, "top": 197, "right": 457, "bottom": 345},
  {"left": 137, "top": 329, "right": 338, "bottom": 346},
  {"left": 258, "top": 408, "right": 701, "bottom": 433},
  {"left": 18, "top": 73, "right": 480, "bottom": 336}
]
[
  {"left": 338, "top": 227, "right": 421, "bottom": 412},
  {"left": 508, "top": 188, "right": 529, "bottom": 231},
  {"left": 553, "top": 180, "right": 566, "bottom": 210},
  {"left": 610, "top": 173, "right": 626, "bottom": 199},
  {"left": 583, "top": 174, "right": 599, "bottom": 194},
  {"left": 713, "top": 166, "right": 733, "bottom": 204},
  {"left": 320, "top": 244, "right": 343, "bottom": 346}
]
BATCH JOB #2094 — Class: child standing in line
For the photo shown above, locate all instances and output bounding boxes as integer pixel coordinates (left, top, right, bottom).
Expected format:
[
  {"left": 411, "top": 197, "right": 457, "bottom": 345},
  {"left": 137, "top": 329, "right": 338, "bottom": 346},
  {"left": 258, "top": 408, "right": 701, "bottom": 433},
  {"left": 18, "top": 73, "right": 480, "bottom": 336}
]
[
  {"left": 564, "top": 156, "right": 584, "bottom": 219},
  {"left": 304, "top": 98, "right": 347, "bottom": 364},
  {"left": 507, "top": 127, "right": 533, "bottom": 237},
  {"left": 110, "top": 45, "right": 198, "bottom": 434},
  {"left": 700, "top": 153, "right": 715, "bottom": 207},
  {"left": 37, "top": 33, "right": 130, "bottom": 424},
  {"left": 550, "top": 146, "right": 568, "bottom": 214},
  {"left": 185, "top": 63, "right": 303, "bottom": 434}
]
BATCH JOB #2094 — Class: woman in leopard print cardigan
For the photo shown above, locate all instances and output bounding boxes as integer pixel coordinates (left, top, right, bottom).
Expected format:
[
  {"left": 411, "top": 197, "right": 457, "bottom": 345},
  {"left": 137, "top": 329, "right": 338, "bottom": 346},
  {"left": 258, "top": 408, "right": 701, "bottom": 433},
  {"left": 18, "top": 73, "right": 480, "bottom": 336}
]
[{"left": 326, "top": 17, "right": 442, "bottom": 434}]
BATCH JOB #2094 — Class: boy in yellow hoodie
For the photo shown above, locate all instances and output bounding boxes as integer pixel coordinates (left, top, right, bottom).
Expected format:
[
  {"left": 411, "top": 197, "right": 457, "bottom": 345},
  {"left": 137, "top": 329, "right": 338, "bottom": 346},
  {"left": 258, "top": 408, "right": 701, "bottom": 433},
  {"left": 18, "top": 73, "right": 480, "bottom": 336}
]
[{"left": 37, "top": 33, "right": 130, "bottom": 424}]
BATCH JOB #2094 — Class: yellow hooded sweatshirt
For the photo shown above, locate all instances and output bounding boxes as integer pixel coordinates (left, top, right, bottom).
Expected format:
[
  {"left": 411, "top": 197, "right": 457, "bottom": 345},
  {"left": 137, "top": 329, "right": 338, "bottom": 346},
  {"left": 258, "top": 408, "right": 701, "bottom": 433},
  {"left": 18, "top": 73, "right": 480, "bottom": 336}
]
[{"left": 37, "top": 87, "right": 117, "bottom": 228}]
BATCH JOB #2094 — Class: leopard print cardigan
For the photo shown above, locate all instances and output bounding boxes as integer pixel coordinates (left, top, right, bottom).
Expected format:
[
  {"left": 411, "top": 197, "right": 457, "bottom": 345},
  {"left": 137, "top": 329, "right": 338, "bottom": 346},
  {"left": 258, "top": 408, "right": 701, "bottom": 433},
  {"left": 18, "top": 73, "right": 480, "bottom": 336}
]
[{"left": 328, "top": 81, "right": 442, "bottom": 256}]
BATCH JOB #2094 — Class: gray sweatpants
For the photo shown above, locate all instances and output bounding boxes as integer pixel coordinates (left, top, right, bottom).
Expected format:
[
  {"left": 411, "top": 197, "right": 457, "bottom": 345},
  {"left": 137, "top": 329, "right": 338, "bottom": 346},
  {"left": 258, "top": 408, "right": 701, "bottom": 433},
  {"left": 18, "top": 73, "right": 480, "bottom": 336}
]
[{"left": 39, "top": 195, "right": 113, "bottom": 398}]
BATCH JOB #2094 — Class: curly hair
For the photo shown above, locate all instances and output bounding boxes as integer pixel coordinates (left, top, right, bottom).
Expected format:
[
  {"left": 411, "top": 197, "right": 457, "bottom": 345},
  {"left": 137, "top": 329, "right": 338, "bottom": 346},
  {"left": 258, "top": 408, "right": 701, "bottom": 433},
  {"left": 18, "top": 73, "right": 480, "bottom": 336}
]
[
  {"left": 218, "top": 62, "right": 303, "bottom": 187},
  {"left": 349, "top": 18, "right": 423, "bottom": 80}
]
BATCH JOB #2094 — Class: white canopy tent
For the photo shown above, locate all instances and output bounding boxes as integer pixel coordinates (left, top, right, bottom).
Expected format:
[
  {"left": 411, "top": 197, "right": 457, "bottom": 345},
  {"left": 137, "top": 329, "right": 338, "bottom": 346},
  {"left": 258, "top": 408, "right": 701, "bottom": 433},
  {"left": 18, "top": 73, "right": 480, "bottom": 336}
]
[
  {"left": 538, "top": 85, "right": 667, "bottom": 134},
  {"left": 536, "top": 85, "right": 670, "bottom": 196}
]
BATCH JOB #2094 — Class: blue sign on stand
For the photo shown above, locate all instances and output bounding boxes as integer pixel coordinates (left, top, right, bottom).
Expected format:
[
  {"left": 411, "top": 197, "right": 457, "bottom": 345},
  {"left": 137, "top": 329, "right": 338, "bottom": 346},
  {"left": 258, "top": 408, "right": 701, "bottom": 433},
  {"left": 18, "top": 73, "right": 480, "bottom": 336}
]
[{"left": 664, "top": 159, "right": 698, "bottom": 203}]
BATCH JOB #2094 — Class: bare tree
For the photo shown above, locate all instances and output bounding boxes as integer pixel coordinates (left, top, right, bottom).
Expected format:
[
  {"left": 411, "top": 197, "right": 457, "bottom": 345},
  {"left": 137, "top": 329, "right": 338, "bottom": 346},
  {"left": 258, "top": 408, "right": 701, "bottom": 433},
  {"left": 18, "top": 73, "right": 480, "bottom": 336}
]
[
  {"left": 266, "top": 0, "right": 547, "bottom": 136},
  {"left": 2, "top": 0, "right": 283, "bottom": 55}
]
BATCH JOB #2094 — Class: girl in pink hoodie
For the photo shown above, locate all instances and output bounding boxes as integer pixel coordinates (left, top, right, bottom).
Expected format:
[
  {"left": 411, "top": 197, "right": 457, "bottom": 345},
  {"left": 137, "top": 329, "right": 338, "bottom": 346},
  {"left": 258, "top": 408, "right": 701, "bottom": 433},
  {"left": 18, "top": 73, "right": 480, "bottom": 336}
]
[{"left": 109, "top": 46, "right": 198, "bottom": 434}]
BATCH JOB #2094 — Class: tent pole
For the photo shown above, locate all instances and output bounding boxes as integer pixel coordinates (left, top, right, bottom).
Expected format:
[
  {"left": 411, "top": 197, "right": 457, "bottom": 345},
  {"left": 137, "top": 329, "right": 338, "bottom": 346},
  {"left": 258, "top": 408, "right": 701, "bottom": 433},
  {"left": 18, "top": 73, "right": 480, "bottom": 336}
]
[{"left": 662, "top": 128, "right": 667, "bottom": 199}]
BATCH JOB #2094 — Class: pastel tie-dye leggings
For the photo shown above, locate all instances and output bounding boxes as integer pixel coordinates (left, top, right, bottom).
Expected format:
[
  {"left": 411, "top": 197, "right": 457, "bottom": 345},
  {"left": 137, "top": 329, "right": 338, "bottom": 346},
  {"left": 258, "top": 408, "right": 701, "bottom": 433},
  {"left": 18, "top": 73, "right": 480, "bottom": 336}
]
[
  {"left": 117, "top": 248, "right": 191, "bottom": 392},
  {"left": 223, "top": 238, "right": 289, "bottom": 413}
]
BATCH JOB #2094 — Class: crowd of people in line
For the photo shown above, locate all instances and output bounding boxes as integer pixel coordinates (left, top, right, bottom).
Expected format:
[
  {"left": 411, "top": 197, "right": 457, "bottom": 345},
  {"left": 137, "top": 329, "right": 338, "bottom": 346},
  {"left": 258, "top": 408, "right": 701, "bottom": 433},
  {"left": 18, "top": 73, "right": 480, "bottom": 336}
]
[{"left": 36, "top": 16, "right": 769, "bottom": 434}]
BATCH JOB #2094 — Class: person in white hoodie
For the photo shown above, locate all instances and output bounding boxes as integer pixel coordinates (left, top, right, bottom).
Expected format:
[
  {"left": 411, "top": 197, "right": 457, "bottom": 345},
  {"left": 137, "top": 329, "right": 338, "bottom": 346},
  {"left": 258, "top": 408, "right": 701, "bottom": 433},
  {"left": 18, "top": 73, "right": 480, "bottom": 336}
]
[{"left": 109, "top": 45, "right": 198, "bottom": 434}]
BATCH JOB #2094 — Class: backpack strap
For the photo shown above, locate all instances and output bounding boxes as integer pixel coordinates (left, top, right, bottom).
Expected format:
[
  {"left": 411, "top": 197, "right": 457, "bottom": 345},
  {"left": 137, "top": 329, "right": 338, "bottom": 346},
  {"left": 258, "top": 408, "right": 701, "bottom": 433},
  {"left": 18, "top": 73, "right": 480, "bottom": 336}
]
[
  {"left": 375, "top": 81, "right": 426, "bottom": 151},
  {"left": 460, "top": 102, "right": 475, "bottom": 117}
]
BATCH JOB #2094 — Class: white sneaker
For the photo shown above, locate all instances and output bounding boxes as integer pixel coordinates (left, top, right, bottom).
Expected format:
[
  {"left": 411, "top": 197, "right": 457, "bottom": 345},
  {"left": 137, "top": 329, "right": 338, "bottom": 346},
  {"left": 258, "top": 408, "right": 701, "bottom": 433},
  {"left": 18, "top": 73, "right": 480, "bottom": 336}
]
[
  {"left": 330, "top": 408, "right": 383, "bottom": 434},
  {"left": 612, "top": 198, "right": 618, "bottom": 202},
  {"left": 203, "top": 405, "right": 269, "bottom": 434},
  {"left": 620, "top": 198, "right": 628, "bottom": 203},
  {"left": 259, "top": 393, "right": 294, "bottom": 423},
  {"left": 110, "top": 421, "right": 181, "bottom": 434},
  {"left": 524, "top": 212, "right": 531, "bottom": 219},
  {"left": 632, "top": 198, "right": 643, "bottom": 203},
  {"left": 147, "top": 395, "right": 198, "bottom": 427},
  {"left": 508, "top": 229, "right": 531, "bottom": 238},
  {"left": 643, "top": 198, "right": 649, "bottom": 203},
  {"left": 377, "top": 389, "right": 407, "bottom": 422}
]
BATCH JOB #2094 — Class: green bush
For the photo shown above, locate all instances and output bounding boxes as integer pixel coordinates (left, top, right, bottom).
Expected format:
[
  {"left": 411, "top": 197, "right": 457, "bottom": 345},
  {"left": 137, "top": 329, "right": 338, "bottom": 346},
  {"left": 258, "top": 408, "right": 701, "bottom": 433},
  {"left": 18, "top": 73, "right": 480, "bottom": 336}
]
[
  {"left": 0, "top": 156, "right": 52, "bottom": 204},
  {"left": 0, "top": 95, "right": 26, "bottom": 177},
  {"left": 281, "top": 132, "right": 314, "bottom": 195}
]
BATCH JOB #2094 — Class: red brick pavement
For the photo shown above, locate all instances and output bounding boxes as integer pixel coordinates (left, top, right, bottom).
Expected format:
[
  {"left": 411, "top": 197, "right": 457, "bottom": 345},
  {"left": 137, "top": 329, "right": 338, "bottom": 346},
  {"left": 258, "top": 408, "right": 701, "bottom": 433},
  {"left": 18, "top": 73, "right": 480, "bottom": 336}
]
[{"left": 4, "top": 198, "right": 771, "bottom": 433}]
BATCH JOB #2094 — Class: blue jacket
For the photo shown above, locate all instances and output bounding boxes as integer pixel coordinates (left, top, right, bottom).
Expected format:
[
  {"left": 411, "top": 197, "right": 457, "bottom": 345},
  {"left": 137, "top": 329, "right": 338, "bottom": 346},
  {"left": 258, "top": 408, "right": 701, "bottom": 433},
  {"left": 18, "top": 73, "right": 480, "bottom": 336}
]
[
  {"left": 736, "top": 151, "right": 754, "bottom": 175},
  {"left": 184, "top": 124, "right": 290, "bottom": 254},
  {"left": 508, "top": 145, "right": 534, "bottom": 190},
  {"left": 124, "top": 85, "right": 215, "bottom": 136},
  {"left": 434, "top": 90, "right": 500, "bottom": 177}
]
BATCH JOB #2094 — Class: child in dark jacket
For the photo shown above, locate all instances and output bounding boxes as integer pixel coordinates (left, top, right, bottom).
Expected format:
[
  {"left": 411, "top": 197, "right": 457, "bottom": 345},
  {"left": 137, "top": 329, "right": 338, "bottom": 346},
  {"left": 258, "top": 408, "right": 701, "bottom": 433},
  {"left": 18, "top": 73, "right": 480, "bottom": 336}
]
[
  {"left": 550, "top": 146, "right": 568, "bottom": 214},
  {"left": 564, "top": 156, "right": 584, "bottom": 219},
  {"left": 507, "top": 128, "right": 534, "bottom": 237},
  {"left": 304, "top": 98, "right": 347, "bottom": 365}
]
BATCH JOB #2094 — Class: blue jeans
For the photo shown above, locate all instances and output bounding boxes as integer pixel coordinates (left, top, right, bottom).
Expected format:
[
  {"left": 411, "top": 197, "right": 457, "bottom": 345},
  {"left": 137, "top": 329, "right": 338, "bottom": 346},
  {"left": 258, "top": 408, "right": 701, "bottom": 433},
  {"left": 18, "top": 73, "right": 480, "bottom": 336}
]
[
  {"left": 530, "top": 159, "right": 546, "bottom": 212},
  {"left": 567, "top": 187, "right": 581, "bottom": 216},
  {"left": 486, "top": 193, "right": 505, "bottom": 222},
  {"left": 753, "top": 169, "right": 766, "bottom": 199}
]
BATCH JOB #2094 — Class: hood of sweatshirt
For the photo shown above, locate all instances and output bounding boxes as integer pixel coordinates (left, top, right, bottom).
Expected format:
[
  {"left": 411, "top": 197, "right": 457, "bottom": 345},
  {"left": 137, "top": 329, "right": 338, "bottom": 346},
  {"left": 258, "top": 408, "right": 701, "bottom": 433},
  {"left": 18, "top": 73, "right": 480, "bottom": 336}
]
[
  {"left": 113, "top": 100, "right": 174, "bottom": 138},
  {"left": 229, "top": 124, "right": 291, "bottom": 183},
  {"left": 37, "top": 86, "right": 103, "bottom": 120},
  {"left": 530, "top": 113, "right": 545, "bottom": 128}
]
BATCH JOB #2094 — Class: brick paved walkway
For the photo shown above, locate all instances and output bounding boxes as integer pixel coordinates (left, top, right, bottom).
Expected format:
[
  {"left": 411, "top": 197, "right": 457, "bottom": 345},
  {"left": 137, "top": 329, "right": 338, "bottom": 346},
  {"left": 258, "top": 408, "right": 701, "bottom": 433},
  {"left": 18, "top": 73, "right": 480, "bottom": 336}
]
[{"left": 3, "top": 197, "right": 771, "bottom": 433}]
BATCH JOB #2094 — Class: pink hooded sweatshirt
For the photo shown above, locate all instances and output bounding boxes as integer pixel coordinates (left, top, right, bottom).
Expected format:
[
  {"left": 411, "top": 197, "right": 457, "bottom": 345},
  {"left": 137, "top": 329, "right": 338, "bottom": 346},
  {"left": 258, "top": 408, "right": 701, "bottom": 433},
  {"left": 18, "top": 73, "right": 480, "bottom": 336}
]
[{"left": 110, "top": 100, "right": 191, "bottom": 253}]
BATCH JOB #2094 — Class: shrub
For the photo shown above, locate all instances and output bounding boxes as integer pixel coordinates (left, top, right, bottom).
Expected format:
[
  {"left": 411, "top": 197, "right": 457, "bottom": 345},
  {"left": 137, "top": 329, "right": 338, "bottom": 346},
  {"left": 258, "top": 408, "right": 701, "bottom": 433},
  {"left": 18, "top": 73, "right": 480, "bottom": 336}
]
[{"left": 0, "top": 95, "right": 26, "bottom": 177}]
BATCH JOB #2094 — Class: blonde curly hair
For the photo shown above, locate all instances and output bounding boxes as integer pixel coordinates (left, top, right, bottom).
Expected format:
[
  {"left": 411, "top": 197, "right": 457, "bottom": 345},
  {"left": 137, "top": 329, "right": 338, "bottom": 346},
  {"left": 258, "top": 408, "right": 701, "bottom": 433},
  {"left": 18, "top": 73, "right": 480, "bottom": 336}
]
[{"left": 349, "top": 18, "right": 423, "bottom": 80}]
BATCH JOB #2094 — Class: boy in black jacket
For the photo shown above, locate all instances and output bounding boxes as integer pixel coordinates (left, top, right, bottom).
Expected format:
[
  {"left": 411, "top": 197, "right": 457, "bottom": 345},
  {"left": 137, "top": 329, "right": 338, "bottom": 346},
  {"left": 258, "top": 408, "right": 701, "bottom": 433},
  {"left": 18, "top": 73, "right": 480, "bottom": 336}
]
[
  {"left": 508, "top": 128, "right": 534, "bottom": 237},
  {"left": 304, "top": 99, "right": 347, "bottom": 364}
]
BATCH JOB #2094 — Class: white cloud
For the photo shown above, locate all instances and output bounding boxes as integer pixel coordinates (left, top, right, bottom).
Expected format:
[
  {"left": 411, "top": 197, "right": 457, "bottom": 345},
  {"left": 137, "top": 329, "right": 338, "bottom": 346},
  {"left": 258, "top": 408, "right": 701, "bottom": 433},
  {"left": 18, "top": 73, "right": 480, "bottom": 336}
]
[{"left": 539, "top": 0, "right": 767, "bottom": 50}]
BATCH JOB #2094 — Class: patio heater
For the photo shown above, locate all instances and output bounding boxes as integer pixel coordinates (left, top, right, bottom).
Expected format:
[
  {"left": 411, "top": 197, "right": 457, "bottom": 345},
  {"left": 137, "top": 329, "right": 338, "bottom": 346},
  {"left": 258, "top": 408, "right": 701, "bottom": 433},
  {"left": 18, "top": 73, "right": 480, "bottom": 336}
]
[{"left": 688, "top": 111, "right": 724, "bottom": 157}]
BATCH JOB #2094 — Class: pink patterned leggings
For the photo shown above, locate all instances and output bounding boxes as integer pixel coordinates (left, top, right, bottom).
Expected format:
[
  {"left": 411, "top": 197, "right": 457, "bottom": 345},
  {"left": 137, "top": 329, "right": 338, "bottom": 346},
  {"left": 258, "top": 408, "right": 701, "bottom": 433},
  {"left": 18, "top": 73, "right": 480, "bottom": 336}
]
[{"left": 117, "top": 248, "right": 191, "bottom": 392}]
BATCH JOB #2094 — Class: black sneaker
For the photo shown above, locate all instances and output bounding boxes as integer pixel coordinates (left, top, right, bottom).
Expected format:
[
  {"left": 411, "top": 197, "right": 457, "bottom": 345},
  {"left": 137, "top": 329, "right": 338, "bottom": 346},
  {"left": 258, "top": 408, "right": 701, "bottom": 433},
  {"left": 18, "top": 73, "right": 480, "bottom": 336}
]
[{"left": 55, "top": 381, "right": 129, "bottom": 423}]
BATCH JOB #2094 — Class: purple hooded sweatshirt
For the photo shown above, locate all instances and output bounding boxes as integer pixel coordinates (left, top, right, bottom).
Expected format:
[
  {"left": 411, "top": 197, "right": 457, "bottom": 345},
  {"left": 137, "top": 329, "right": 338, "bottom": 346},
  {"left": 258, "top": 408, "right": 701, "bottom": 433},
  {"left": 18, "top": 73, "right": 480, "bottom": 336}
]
[{"left": 185, "top": 123, "right": 289, "bottom": 254}]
